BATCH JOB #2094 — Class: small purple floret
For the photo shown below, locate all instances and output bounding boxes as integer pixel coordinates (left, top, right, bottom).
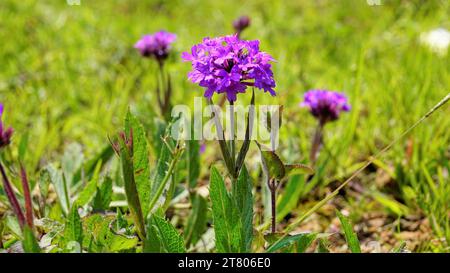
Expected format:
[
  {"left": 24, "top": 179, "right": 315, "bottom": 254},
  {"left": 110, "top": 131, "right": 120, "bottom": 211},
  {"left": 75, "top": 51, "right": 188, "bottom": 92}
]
[
  {"left": 182, "top": 35, "right": 276, "bottom": 102},
  {"left": 301, "top": 90, "right": 351, "bottom": 123},
  {"left": 0, "top": 103, "right": 13, "bottom": 149},
  {"left": 134, "top": 31, "right": 177, "bottom": 63}
]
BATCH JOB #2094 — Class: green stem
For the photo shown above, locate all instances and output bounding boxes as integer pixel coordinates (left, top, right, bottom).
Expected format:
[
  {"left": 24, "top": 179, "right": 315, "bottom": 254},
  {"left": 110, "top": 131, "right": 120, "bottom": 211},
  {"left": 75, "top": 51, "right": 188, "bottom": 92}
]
[{"left": 229, "top": 101, "right": 236, "bottom": 178}]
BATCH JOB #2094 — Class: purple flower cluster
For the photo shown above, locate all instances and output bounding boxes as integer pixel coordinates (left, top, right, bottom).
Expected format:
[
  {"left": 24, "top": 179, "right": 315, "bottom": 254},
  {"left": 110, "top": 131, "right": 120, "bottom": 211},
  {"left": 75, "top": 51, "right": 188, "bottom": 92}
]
[
  {"left": 0, "top": 103, "right": 13, "bottom": 149},
  {"left": 134, "top": 31, "right": 177, "bottom": 63},
  {"left": 182, "top": 35, "right": 276, "bottom": 102},
  {"left": 301, "top": 90, "right": 351, "bottom": 123}
]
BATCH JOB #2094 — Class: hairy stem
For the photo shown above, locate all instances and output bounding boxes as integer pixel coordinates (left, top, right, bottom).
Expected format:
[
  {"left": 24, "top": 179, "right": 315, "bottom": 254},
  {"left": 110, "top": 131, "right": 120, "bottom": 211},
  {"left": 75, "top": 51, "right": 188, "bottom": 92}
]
[{"left": 309, "top": 121, "right": 324, "bottom": 165}]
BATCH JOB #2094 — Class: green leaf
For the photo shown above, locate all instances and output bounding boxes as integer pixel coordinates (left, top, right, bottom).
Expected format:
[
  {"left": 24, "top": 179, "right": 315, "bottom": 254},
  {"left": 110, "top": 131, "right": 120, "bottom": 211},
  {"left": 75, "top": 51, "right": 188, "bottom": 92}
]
[
  {"left": 296, "top": 233, "right": 317, "bottom": 253},
  {"left": 110, "top": 235, "right": 138, "bottom": 252},
  {"left": 125, "top": 110, "right": 152, "bottom": 217},
  {"left": 235, "top": 90, "right": 255, "bottom": 175},
  {"left": 143, "top": 221, "right": 163, "bottom": 253},
  {"left": 74, "top": 161, "right": 102, "bottom": 207},
  {"left": 276, "top": 175, "right": 305, "bottom": 221},
  {"left": 336, "top": 210, "right": 361, "bottom": 253},
  {"left": 5, "top": 216, "right": 22, "bottom": 237},
  {"left": 209, "top": 167, "right": 242, "bottom": 252},
  {"left": 47, "top": 165, "right": 70, "bottom": 215},
  {"left": 118, "top": 134, "right": 146, "bottom": 240},
  {"left": 65, "top": 205, "right": 83, "bottom": 245},
  {"left": 186, "top": 139, "right": 200, "bottom": 189},
  {"left": 232, "top": 166, "right": 253, "bottom": 252},
  {"left": 184, "top": 194, "right": 207, "bottom": 246},
  {"left": 266, "top": 233, "right": 315, "bottom": 253},
  {"left": 146, "top": 216, "right": 185, "bottom": 253},
  {"left": 93, "top": 176, "right": 113, "bottom": 210},
  {"left": 148, "top": 140, "right": 173, "bottom": 212},
  {"left": 22, "top": 226, "right": 41, "bottom": 253},
  {"left": 256, "top": 142, "right": 285, "bottom": 180}
]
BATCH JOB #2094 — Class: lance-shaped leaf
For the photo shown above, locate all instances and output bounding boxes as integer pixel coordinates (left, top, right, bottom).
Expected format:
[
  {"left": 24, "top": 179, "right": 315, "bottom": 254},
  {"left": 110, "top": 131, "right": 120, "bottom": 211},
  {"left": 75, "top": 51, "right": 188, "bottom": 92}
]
[
  {"left": 118, "top": 133, "right": 146, "bottom": 240},
  {"left": 65, "top": 205, "right": 83, "bottom": 245},
  {"left": 74, "top": 160, "right": 102, "bottom": 207},
  {"left": 145, "top": 215, "right": 185, "bottom": 253},
  {"left": 266, "top": 232, "right": 316, "bottom": 253},
  {"left": 22, "top": 225, "right": 41, "bottom": 253},
  {"left": 336, "top": 210, "right": 361, "bottom": 253},
  {"left": 235, "top": 90, "right": 255, "bottom": 177},
  {"left": 256, "top": 142, "right": 314, "bottom": 181},
  {"left": 231, "top": 166, "right": 253, "bottom": 252},
  {"left": 209, "top": 167, "right": 240, "bottom": 252},
  {"left": 125, "top": 110, "right": 151, "bottom": 217},
  {"left": 93, "top": 176, "right": 113, "bottom": 210},
  {"left": 47, "top": 165, "right": 70, "bottom": 215}
]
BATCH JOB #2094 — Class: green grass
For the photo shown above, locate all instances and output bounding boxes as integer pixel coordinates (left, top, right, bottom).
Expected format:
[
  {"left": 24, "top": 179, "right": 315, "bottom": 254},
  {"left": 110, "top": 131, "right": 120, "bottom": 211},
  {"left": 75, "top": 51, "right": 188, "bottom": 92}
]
[{"left": 0, "top": 0, "right": 449, "bottom": 252}]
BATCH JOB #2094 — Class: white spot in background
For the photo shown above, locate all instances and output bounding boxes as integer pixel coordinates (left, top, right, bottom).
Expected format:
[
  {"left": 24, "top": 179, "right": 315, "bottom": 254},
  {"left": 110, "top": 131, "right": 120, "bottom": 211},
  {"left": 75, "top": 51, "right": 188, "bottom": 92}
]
[
  {"left": 67, "top": 0, "right": 81, "bottom": 5},
  {"left": 367, "top": 0, "right": 382, "bottom": 6},
  {"left": 420, "top": 28, "right": 450, "bottom": 56}
]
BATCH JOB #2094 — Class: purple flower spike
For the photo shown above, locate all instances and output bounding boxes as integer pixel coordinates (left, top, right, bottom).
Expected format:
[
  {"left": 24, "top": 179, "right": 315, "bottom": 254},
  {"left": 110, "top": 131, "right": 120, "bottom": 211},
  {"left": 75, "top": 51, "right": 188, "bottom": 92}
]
[
  {"left": 182, "top": 35, "right": 276, "bottom": 102},
  {"left": 0, "top": 103, "right": 13, "bottom": 149},
  {"left": 134, "top": 31, "right": 177, "bottom": 63},
  {"left": 301, "top": 90, "right": 351, "bottom": 123}
]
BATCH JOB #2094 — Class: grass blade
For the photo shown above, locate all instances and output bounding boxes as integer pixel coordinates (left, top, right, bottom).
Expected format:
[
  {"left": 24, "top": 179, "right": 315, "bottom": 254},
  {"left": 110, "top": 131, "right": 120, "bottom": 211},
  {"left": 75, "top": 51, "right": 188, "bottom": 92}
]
[{"left": 336, "top": 210, "right": 361, "bottom": 253}]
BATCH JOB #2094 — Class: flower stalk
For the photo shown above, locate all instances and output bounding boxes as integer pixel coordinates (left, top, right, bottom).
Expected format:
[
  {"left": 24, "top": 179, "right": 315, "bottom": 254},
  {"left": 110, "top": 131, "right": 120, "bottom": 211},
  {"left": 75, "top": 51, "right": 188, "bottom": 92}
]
[{"left": 0, "top": 162, "right": 26, "bottom": 229}]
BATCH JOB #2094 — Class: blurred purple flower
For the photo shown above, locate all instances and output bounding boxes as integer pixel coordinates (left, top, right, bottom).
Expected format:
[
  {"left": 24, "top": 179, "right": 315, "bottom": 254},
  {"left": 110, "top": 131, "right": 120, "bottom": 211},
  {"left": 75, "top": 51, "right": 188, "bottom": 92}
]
[
  {"left": 182, "top": 35, "right": 276, "bottom": 102},
  {"left": 199, "top": 142, "right": 206, "bottom": 154},
  {"left": 301, "top": 90, "right": 351, "bottom": 123},
  {"left": 134, "top": 31, "right": 177, "bottom": 64},
  {"left": 0, "top": 103, "right": 13, "bottom": 149},
  {"left": 233, "top": 15, "right": 251, "bottom": 36}
]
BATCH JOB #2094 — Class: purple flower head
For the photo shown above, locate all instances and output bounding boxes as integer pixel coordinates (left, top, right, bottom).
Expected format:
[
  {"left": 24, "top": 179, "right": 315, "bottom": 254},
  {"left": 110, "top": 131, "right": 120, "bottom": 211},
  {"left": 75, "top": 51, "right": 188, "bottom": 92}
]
[
  {"left": 182, "top": 35, "right": 276, "bottom": 102},
  {"left": 134, "top": 31, "right": 177, "bottom": 63},
  {"left": 301, "top": 90, "right": 351, "bottom": 123},
  {"left": 0, "top": 103, "right": 14, "bottom": 149},
  {"left": 233, "top": 16, "right": 251, "bottom": 34}
]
